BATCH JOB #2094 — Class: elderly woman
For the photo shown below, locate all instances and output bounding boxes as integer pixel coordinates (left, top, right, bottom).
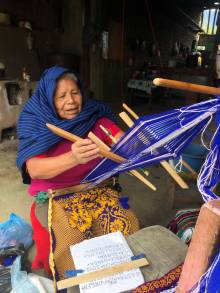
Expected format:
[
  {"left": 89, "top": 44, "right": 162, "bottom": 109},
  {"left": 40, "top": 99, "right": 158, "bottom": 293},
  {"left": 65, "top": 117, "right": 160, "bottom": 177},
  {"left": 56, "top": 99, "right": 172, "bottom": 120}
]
[{"left": 16, "top": 66, "right": 139, "bottom": 280}]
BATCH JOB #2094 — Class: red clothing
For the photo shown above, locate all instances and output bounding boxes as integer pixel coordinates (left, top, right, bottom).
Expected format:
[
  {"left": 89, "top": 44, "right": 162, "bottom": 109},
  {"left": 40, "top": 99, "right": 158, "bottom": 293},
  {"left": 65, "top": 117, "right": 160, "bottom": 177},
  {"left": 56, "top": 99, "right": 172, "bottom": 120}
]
[
  {"left": 28, "top": 117, "right": 120, "bottom": 195},
  {"left": 30, "top": 202, "right": 51, "bottom": 274}
]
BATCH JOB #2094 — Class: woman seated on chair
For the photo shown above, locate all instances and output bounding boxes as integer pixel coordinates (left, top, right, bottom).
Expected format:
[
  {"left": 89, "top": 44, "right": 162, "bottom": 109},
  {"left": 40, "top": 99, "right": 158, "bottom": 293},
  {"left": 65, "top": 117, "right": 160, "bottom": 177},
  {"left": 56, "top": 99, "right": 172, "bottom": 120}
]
[{"left": 16, "top": 66, "right": 139, "bottom": 280}]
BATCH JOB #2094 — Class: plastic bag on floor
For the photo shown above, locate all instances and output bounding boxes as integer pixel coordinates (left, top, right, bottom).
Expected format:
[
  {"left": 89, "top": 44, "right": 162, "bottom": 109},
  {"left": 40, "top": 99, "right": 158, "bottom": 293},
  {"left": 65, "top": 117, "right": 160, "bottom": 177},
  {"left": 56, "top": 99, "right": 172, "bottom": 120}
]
[
  {"left": 0, "top": 265, "right": 11, "bottom": 293},
  {"left": 10, "top": 256, "right": 39, "bottom": 293},
  {"left": 0, "top": 213, "right": 32, "bottom": 249},
  {"left": 28, "top": 273, "right": 54, "bottom": 293}
]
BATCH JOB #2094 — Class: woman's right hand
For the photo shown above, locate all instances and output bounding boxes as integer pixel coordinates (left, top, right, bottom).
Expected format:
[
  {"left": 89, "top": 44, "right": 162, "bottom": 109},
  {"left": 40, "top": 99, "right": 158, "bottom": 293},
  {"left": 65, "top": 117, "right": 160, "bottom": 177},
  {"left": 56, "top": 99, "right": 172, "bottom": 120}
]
[{"left": 71, "top": 139, "right": 101, "bottom": 164}]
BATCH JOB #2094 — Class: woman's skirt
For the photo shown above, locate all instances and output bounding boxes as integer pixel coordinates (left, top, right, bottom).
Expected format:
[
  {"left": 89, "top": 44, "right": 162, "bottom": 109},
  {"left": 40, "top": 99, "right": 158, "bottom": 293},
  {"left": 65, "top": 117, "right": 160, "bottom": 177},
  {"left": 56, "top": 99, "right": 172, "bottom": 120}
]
[{"left": 46, "top": 185, "right": 140, "bottom": 283}]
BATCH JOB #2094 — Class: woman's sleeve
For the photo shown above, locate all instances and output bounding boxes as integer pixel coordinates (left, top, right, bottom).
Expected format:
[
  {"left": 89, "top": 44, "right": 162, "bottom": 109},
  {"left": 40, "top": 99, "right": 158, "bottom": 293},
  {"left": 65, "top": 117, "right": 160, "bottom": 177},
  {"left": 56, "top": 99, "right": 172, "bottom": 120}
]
[{"left": 26, "top": 153, "right": 47, "bottom": 162}]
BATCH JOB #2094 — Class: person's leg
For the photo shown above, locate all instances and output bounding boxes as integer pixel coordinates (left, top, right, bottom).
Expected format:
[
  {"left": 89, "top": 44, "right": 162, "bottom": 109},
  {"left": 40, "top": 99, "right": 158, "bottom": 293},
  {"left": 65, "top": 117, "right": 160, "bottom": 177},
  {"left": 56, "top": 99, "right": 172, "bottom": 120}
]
[{"left": 30, "top": 202, "right": 51, "bottom": 274}]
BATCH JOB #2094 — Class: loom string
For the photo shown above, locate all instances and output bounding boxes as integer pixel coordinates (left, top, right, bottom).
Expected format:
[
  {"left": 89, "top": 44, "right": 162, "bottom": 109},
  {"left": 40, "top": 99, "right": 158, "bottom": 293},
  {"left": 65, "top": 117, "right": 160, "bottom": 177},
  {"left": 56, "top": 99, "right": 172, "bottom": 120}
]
[
  {"left": 82, "top": 99, "right": 220, "bottom": 196},
  {"left": 198, "top": 126, "right": 220, "bottom": 202},
  {"left": 84, "top": 123, "right": 203, "bottom": 180},
  {"left": 197, "top": 102, "right": 220, "bottom": 201},
  {"left": 174, "top": 105, "right": 214, "bottom": 172}
]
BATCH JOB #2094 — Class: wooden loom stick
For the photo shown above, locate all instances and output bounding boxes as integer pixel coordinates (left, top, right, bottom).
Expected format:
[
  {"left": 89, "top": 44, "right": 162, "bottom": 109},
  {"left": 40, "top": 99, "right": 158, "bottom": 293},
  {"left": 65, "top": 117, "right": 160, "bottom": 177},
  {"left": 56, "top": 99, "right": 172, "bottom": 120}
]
[
  {"left": 119, "top": 111, "right": 189, "bottom": 189},
  {"left": 99, "top": 124, "right": 117, "bottom": 143},
  {"left": 160, "top": 161, "right": 188, "bottom": 189},
  {"left": 88, "top": 131, "right": 156, "bottom": 191},
  {"left": 122, "top": 104, "right": 197, "bottom": 177},
  {"left": 153, "top": 78, "right": 220, "bottom": 96},
  {"left": 46, "top": 123, "right": 124, "bottom": 163},
  {"left": 88, "top": 131, "right": 112, "bottom": 150},
  {"left": 119, "top": 112, "right": 134, "bottom": 128},
  {"left": 57, "top": 257, "right": 149, "bottom": 290},
  {"left": 122, "top": 103, "right": 139, "bottom": 120},
  {"left": 181, "top": 160, "right": 197, "bottom": 177}
]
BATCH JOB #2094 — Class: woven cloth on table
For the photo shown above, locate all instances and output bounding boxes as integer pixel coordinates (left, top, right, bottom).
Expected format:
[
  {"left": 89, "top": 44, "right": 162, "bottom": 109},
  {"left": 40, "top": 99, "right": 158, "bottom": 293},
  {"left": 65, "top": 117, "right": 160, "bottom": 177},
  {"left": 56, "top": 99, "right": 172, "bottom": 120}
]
[
  {"left": 48, "top": 186, "right": 139, "bottom": 282},
  {"left": 167, "top": 209, "right": 200, "bottom": 245},
  {"left": 132, "top": 263, "right": 183, "bottom": 293}
]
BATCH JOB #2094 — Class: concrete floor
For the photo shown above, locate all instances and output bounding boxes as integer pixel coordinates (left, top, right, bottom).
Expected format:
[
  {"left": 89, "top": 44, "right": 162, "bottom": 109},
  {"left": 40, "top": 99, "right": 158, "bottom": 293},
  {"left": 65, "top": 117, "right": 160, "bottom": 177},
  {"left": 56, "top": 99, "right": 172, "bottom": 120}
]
[{"left": 0, "top": 139, "right": 32, "bottom": 223}]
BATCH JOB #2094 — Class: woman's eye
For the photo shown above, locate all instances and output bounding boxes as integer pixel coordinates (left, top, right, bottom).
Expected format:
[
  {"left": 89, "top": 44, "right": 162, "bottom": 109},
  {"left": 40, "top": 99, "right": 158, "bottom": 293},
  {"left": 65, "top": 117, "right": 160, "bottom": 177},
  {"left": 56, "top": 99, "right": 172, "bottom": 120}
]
[{"left": 58, "top": 95, "right": 65, "bottom": 99}]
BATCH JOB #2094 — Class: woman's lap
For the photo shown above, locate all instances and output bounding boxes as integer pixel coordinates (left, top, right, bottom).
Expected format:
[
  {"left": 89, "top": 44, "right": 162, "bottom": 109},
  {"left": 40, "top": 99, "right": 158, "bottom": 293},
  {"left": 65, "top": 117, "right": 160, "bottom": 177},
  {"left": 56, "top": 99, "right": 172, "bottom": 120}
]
[{"left": 32, "top": 186, "right": 140, "bottom": 279}]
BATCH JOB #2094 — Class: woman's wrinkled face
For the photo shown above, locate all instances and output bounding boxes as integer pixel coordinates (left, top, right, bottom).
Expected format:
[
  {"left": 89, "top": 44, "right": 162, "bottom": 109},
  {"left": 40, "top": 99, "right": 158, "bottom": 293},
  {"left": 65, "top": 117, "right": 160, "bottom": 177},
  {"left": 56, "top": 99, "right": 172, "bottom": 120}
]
[{"left": 54, "top": 78, "right": 82, "bottom": 119}]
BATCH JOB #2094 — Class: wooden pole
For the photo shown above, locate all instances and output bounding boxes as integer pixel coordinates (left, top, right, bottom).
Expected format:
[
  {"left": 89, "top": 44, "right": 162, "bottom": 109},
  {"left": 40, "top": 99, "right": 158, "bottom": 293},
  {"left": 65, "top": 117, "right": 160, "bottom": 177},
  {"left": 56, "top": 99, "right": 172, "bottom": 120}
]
[
  {"left": 153, "top": 78, "right": 220, "bottom": 96},
  {"left": 177, "top": 199, "right": 220, "bottom": 292},
  {"left": 118, "top": 111, "right": 189, "bottom": 189}
]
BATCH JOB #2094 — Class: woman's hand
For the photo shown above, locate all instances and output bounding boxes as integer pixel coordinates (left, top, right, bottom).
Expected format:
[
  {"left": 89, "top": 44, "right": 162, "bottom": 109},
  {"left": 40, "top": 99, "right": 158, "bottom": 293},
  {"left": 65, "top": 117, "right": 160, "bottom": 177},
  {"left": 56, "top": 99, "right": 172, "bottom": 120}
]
[{"left": 71, "top": 139, "right": 101, "bottom": 164}]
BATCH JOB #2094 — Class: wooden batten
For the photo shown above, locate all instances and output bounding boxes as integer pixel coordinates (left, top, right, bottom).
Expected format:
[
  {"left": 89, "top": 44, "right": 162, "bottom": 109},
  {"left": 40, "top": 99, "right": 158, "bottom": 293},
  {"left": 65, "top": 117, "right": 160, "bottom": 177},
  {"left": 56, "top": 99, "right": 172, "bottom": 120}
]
[{"left": 57, "top": 257, "right": 149, "bottom": 290}]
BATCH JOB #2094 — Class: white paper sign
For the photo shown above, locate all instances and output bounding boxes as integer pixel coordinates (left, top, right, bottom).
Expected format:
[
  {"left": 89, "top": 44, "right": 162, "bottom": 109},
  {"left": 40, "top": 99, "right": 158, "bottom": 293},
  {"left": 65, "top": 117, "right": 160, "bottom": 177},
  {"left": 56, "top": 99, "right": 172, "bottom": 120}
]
[{"left": 70, "top": 231, "right": 144, "bottom": 293}]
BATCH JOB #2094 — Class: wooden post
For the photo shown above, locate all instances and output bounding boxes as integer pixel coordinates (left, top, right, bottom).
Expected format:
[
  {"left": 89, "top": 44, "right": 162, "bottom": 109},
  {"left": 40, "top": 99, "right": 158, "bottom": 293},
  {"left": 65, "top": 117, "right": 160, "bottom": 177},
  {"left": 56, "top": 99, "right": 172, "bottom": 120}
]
[{"left": 177, "top": 199, "right": 220, "bottom": 292}]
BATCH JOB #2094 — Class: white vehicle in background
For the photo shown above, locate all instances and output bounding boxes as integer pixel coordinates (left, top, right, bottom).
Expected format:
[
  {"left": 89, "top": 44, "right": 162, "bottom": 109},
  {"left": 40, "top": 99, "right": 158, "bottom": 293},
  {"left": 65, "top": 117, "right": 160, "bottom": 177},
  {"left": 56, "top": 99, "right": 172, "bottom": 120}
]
[{"left": 0, "top": 80, "right": 37, "bottom": 141}]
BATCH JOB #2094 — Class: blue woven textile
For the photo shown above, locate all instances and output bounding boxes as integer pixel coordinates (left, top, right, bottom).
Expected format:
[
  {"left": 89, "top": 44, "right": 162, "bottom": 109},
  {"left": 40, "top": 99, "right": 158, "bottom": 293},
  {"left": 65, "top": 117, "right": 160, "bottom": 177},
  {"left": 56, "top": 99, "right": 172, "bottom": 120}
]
[
  {"left": 82, "top": 98, "right": 220, "bottom": 202},
  {"left": 190, "top": 250, "right": 220, "bottom": 293},
  {"left": 16, "top": 66, "right": 115, "bottom": 183}
]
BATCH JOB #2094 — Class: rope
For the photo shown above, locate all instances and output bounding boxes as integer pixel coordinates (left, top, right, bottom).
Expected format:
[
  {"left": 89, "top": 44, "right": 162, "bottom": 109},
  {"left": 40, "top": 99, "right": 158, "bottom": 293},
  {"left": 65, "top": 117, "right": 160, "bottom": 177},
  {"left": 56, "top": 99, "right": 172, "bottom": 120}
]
[{"left": 144, "top": 0, "right": 162, "bottom": 67}]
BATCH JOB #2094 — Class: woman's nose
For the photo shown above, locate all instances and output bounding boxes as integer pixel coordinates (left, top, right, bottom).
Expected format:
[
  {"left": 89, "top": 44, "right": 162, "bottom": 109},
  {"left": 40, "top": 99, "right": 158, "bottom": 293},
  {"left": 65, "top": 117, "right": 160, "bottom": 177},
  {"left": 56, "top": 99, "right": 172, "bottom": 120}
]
[{"left": 67, "top": 93, "right": 76, "bottom": 104}]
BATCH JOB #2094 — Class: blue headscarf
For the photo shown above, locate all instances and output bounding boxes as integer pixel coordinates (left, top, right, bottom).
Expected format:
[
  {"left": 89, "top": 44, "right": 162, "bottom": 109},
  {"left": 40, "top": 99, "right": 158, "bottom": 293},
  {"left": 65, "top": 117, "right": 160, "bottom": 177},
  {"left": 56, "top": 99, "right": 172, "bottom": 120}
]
[{"left": 17, "top": 66, "right": 115, "bottom": 183}]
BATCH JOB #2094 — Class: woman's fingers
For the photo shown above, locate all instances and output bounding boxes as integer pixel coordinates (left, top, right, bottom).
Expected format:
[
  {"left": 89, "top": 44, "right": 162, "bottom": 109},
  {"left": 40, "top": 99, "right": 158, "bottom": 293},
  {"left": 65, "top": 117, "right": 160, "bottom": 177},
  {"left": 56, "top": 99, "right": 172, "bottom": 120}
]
[
  {"left": 78, "top": 143, "right": 99, "bottom": 154},
  {"left": 75, "top": 138, "right": 94, "bottom": 146},
  {"left": 81, "top": 148, "right": 100, "bottom": 158},
  {"left": 71, "top": 138, "right": 101, "bottom": 163},
  {"left": 75, "top": 139, "right": 100, "bottom": 153}
]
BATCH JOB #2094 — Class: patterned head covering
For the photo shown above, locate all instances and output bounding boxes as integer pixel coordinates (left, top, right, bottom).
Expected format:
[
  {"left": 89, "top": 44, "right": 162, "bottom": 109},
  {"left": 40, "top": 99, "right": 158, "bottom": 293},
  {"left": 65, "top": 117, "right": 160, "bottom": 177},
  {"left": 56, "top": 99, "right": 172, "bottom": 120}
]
[{"left": 16, "top": 66, "right": 115, "bottom": 183}]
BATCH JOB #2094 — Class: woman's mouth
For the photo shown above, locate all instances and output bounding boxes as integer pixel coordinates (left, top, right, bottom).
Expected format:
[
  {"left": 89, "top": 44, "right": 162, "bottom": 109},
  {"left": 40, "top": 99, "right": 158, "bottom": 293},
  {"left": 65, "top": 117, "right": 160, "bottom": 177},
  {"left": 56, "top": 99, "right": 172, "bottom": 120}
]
[{"left": 67, "top": 108, "right": 78, "bottom": 113}]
